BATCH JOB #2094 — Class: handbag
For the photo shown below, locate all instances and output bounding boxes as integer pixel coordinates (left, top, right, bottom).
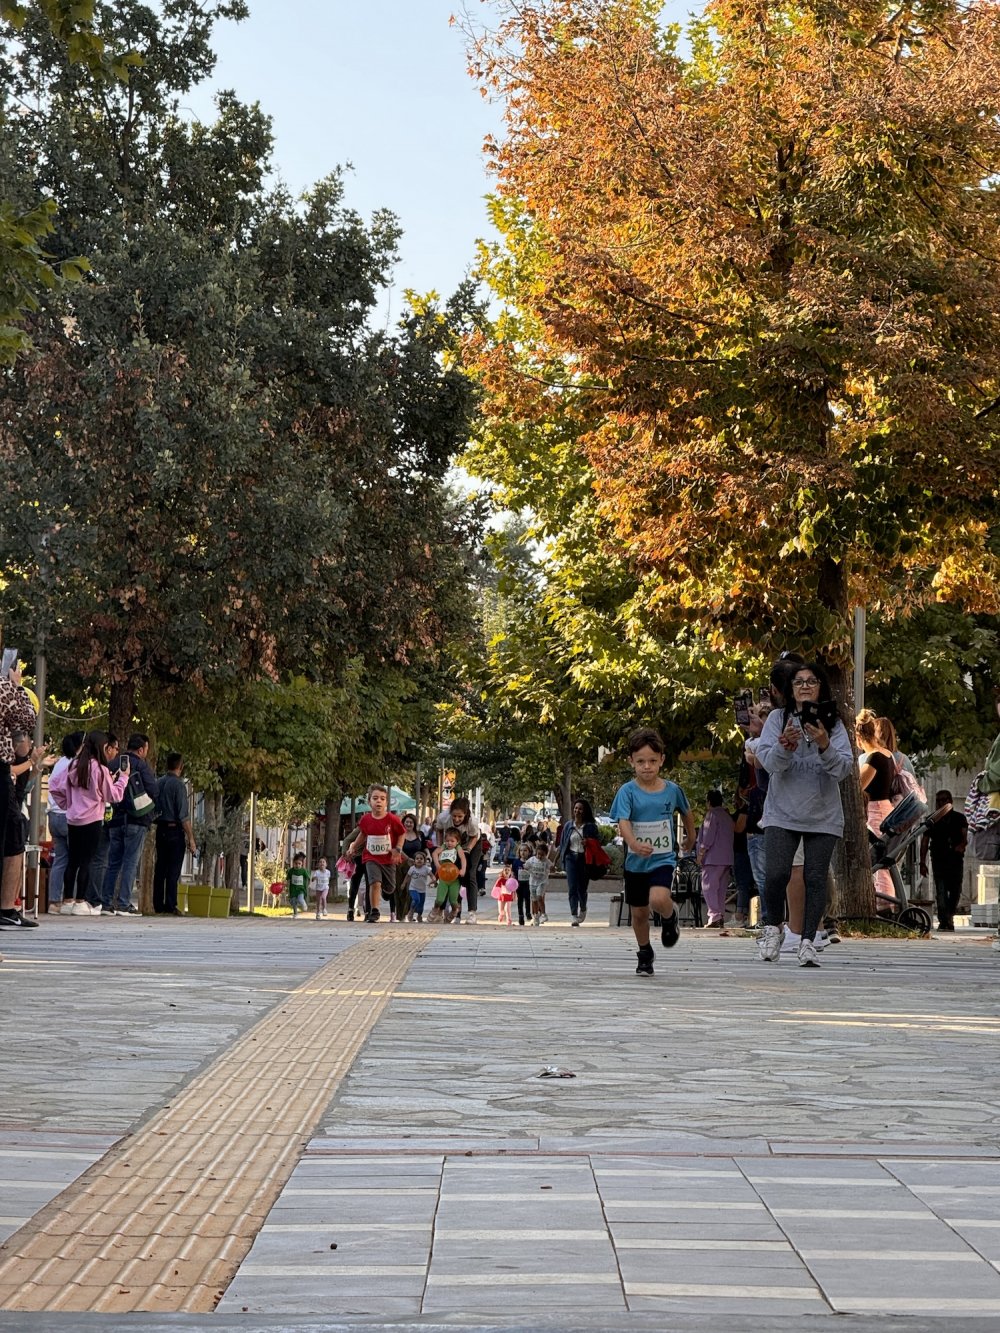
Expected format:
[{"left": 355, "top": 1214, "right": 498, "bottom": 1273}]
[{"left": 583, "top": 836, "right": 611, "bottom": 880}]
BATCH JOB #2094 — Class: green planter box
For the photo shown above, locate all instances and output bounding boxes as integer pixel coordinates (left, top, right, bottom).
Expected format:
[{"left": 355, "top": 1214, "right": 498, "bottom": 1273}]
[{"left": 186, "top": 885, "right": 230, "bottom": 918}]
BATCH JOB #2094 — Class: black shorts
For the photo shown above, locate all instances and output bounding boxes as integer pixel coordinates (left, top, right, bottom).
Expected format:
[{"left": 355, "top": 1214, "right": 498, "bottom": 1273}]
[{"left": 624, "top": 863, "right": 674, "bottom": 907}]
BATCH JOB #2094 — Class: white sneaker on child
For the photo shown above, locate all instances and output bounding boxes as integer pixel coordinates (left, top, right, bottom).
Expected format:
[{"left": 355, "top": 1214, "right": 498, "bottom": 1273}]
[{"left": 780, "top": 929, "right": 801, "bottom": 955}]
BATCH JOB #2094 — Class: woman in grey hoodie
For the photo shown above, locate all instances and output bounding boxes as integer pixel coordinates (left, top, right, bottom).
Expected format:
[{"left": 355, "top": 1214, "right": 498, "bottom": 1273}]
[{"left": 754, "top": 662, "right": 854, "bottom": 967}]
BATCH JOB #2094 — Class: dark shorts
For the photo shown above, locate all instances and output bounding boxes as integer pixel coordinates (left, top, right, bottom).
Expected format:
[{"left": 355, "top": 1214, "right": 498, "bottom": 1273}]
[{"left": 624, "top": 863, "right": 674, "bottom": 907}]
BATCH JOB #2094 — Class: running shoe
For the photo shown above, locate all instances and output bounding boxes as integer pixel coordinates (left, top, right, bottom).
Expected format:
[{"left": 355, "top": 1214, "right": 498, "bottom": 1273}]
[
  {"left": 368, "top": 909, "right": 380, "bottom": 923},
  {"left": 346, "top": 909, "right": 355, "bottom": 921},
  {"left": 826, "top": 926, "right": 841, "bottom": 944},
  {"left": 798, "top": 938, "right": 821, "bottom": 967},
  {"left": 570, "top": 916, "right": 580, "bottom": 928},
  {"left": 757, "top": 924, "right": 782, "bottom": 962},
  {"left": 0, "top": 909, "right": 38, "bottom": 929},
  {"left": 635, "top": 944, "right": 655, "bottom": 976},
  {"left": 466, "top": 912, "right": 478, "bottom": 925},
  {"left": 578, "top": 910, "right": 587, "bottom": 925},
  {"left": 780, "top": 929, "right": 801, "bottom": 955},
  {"left": 660, "top": 911, "right": 680, "bottom": 948}
]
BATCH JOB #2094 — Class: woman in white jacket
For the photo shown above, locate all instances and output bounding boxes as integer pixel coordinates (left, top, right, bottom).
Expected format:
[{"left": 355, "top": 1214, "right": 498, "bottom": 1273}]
[{"left": 755, "top": 662, "right": 854, "bottom": 967}]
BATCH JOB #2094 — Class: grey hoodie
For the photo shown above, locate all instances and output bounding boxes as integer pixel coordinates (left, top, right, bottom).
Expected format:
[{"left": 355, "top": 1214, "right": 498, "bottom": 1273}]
[{"left": 756, "top": 707, "right": 855, "bottom": 838}]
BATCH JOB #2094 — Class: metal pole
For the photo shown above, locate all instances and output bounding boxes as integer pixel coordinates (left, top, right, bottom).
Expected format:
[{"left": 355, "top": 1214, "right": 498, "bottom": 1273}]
[
  {"left": 853, "top": 607, "right": 866, "bottom": 714},
  {"left": 247, "top": 791, "right": 257, "bottom": 915}
]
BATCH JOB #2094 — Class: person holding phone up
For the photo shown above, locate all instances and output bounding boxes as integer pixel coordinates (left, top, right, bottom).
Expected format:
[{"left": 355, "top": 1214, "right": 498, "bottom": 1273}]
[{"left": 754, "top": 662, "right": 853, "bottom": 967}]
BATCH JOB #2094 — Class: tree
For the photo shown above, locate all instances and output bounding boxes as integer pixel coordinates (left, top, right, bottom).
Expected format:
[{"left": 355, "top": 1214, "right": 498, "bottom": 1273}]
[
  {"left": 0, "top": 1, "right": 478, "bottom": 753},
  {"left": 0, "top": 0, "right": 140, "bottom": 361},
  {"left": 466, "top": 0, "right": 1000, "bottom": 912}
]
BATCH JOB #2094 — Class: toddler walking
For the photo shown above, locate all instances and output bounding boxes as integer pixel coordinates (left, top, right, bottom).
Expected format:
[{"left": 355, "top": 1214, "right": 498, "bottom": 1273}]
[
  {"left": 404, "top": 851, "right": 433, "bottom": 922},
  {"left": 311, "top": 857, "right": 331, "bottom": 919},
  {"left": 515, "top": 841, "right": 533, "bottom": 925},
  {"left": 524, "top": 844, "right": 550, "bottom": 925},
  {"left": 428, "top": 830, "right": 466, "bottom": 922},
  {"left": 492, "top": 861, "right": 518, "bottom": 925}
]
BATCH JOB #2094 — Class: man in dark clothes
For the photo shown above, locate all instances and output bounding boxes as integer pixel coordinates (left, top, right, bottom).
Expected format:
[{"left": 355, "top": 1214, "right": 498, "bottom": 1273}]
[{"left": 920, "top": 790, "right": 968, "bottom": 932}]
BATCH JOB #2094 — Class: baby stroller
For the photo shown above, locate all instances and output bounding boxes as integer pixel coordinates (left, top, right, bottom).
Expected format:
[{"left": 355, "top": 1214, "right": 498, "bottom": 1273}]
[{"left": 868, "top": 791, "right": 934, "bottom": 933}]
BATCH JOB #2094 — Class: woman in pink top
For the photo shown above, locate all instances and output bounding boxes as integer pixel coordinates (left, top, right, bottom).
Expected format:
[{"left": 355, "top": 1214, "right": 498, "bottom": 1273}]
[{"left": 47, "top": 731, "right": 129, "bottom": 916}]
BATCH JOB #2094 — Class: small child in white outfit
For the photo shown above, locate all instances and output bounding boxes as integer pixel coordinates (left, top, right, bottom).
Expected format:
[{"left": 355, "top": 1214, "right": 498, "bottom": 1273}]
[{"left": 311, "top": 858, "right": 331, "bottom": 919}]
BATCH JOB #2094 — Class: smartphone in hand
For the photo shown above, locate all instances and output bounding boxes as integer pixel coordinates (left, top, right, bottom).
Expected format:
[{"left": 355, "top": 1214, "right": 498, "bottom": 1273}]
[
  {"left": 119, "top": 754, "right": 130, "bottom": 773},
  {"left": 733, "top": 689, "right": 753, "bottom": 728}
]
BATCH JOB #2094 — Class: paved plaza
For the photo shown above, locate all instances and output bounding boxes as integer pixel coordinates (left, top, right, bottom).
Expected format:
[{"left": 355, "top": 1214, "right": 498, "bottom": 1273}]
[{"left": 0, "top": 900, "right": 999, "bottom": 1330}]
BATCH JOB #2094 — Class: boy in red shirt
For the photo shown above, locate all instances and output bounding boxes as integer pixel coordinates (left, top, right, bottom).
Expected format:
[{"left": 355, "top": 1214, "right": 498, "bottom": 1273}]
[{"left": 347, "top": 784, "right": 405, "bottom": 923}]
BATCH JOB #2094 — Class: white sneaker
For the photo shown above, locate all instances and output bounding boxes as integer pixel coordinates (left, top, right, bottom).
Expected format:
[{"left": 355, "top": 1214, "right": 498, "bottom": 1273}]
[
  {"left": 578, "top": 910, "right": 587, "bottom": 925},
  {"left": 570, "top": 916, "right": 580, "bottom": 927},
  {"left": 465, "top": 911, "right": 477, "bottom": 925},
  {"left": 780, "top": 929, "right": 801, "bottom": 955},
  {"left": 757, "top": 925, "right": 781, "bottom": 962},
  {"left": 72, "top": 901, "right": 95, "bottom": 916},
  {"left": 798, "top": 938, "right": 821, "bottom": 967},
  {"left": 540, "top": 913, "right": 548, "bottom": 924},
  {"left": 60, "top": 901, "right": 76, "bottom": 915},
  {"left": 814, "top": 930, "right": 829, "bottom": 951}
]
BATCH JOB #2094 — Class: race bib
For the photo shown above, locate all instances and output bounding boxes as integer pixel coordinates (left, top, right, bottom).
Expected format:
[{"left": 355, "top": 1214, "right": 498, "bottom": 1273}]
[
  {"left": 366, "top": 833, "right": 392, "bottom": 857},
  {"left": 632, "top": 820, "right": 673, "bottom": 852}
]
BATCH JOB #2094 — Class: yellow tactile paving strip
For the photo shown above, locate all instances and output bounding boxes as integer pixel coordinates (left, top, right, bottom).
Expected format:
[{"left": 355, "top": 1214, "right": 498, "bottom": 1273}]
[{"left": 0, "top": 931, "right": 428, "bottom": 1314}]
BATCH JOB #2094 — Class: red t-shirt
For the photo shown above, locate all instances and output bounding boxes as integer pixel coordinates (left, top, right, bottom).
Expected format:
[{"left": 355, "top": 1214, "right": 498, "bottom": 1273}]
[{"left": 359, "top": 812, "right": 405, "bottom": 864}]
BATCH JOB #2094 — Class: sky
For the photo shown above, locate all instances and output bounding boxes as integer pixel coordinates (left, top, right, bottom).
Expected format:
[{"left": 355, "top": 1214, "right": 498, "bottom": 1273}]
[
  {"left": 187, "top": 1, "right": 505, "bottom": 319},
  {"left": 186, "top": 1, "right": 696, "bottom": 320}
]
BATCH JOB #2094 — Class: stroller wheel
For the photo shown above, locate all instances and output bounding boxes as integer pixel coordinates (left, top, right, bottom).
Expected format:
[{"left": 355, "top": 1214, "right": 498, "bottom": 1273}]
[{"left": 898, "top": 906, "right": 932, "bottom": 936}]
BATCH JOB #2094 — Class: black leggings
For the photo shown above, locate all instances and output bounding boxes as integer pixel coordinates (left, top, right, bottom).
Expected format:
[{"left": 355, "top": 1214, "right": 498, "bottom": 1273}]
[
  {"left": 517, "top": 885, "right": 531, "bottom": 923},
  {"left": 65, "top": 821, "right": 103, "bottom": 905}
]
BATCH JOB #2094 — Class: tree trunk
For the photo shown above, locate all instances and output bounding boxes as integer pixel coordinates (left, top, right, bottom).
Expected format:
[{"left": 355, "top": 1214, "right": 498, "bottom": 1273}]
[
  {"left": 559, "top": 756, "right": 572, "bottom": 819},
  {"left": 817, "top": 559, "right": 876, "bottom": 920},
  {"left": 223, "top": 792, "right": 244, "bottom": 910},
  {"left": 324, "top": 794, "right": 341, "bottom": 863},
  {"left": 108, "top": 678, "right": 137, "bottom": 744},
  {"left": 137, "top": 833, "right": 155, "bottom": 915}
]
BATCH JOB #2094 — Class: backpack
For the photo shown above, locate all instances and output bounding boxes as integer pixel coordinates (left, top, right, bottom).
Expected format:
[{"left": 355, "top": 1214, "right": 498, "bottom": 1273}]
[
  {"left": 890, "top": 760, "right": 926, "bottom": 806},
  {"left": 126, "top": 766, "right": 155, "bottom": 820},
  {"left": 584, "top": 836, "right": 611, "bottom": 880}
]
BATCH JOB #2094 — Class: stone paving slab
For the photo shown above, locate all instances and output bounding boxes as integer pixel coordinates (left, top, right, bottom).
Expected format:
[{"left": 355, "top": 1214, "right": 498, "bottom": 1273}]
[{"left": 3, "top": 917, "right": 1000, "bottom": 1327}]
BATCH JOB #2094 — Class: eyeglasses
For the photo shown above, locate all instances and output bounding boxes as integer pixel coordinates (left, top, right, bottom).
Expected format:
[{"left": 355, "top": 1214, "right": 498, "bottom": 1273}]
[{"left": 793, "top": 677, "right": 820, "bottom": 687}]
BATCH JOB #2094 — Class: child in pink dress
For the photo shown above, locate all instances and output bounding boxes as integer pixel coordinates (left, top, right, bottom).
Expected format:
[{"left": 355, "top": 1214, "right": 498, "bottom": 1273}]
[{"left": 491, "top": 862, "right": 517, "bottom": 925}]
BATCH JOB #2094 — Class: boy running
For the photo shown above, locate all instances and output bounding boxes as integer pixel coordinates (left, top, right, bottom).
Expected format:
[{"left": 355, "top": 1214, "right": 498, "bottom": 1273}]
[
  {"left": 610, "top": 727, "right": 695, "bottom": 976},
  {"left": 428, "top": 829, "right": 466, "bottom": 922},
  {"left": 347, "top": 784, "right": 405, "bottom": 923}
]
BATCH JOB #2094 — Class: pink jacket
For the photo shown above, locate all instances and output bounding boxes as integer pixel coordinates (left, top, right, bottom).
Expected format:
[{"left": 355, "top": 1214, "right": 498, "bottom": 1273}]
[{"left": 48, "top": 758, "right": 129, "bottom": 827}]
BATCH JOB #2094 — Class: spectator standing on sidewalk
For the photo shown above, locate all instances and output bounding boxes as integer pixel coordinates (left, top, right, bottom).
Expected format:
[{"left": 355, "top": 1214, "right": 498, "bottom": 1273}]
[
  {"left": 153, "top": 753, "right": 196, "bottom": 915},
  {"left": 919, "top": 792, "right": 968, "bottom": 932},
  {"left": 48, "top": 731, "right": 129, "bottom": 916},
  {"left": 0, "top": 661, "right": 37, "bottom": 907},
  {"left": 0, "top": 732, "right": 46, "bottom": 930},
  {"left": 102, "top": 732, "right": 158, "bottom": 916},
  {"left": 559, "top": 799, "right": 600, "bottom": 926},
  {"left": 697, "top": 790, "right": 734, "bottom": 928},
  {"left": 46, "top": 732, "right": 84, "bottom": 913},
  {"left": 857, "top": 711, "right": 898, "bottom": 907}
]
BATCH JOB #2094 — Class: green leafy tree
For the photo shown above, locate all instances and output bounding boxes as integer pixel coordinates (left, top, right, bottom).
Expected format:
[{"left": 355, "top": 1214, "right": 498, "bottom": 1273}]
[{"left": 0, "top": 0, "right": 478, "bottom": 760}]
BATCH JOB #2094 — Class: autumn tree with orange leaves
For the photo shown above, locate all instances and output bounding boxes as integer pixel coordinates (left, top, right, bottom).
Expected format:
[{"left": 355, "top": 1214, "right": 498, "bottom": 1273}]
[{"left": 465, "top": 0, "right": 1000, "bottom": 912}]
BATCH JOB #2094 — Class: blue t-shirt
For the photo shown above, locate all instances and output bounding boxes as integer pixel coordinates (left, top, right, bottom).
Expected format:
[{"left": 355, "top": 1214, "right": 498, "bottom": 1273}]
[{"left": 610, "top": 779, "right": 690, "bottom": 873}]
